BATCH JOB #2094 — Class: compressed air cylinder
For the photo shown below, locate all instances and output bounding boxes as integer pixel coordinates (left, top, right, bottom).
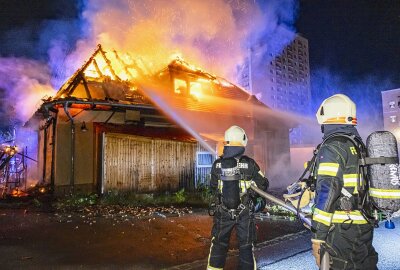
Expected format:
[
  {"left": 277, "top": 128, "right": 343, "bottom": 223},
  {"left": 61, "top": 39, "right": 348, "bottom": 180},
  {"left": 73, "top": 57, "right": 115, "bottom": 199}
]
[{"left": 367, "top": 131, "right": 400, "bottom": 213}]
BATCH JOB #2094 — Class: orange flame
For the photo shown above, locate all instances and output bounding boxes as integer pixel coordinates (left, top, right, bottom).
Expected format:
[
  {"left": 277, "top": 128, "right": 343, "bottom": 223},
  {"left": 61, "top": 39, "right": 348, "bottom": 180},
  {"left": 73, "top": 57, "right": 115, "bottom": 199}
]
[{"left": 11, "top": 188, "right": 28, "bottom": 197}]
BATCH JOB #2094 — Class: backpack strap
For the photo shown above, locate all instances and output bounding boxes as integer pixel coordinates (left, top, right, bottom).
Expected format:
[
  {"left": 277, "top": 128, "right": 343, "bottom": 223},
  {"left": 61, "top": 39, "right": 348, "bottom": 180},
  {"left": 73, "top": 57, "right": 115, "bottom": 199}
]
[{"left": 364, "top": 157, "right": 399, "bottom": 165}]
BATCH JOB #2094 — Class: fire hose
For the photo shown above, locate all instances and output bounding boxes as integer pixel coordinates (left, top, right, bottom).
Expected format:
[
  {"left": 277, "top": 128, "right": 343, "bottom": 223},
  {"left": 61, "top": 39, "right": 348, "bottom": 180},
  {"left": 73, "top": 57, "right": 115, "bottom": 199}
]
[{"left": 249, "top": 184, "right": 330, "bottom": 270}]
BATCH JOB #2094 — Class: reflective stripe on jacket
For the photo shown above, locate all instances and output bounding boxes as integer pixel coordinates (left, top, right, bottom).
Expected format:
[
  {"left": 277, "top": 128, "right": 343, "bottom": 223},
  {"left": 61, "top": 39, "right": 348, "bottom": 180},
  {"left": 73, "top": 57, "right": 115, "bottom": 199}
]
[{"left": 312, "top": 134, "right": 368, "bottom": 240}]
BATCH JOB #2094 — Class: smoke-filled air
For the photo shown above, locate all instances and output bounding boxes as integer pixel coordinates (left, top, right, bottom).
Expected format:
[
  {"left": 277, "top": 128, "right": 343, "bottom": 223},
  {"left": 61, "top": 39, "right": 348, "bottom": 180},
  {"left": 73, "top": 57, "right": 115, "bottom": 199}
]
[
  {"left": 0, "top": 58, "right": 54, "bottom": 129},
  {"left": 61, "top": 0, "right": 297, "bottom": 83},
  {"left": 0, "top": 0, "right": 298, "bottom": 126}
]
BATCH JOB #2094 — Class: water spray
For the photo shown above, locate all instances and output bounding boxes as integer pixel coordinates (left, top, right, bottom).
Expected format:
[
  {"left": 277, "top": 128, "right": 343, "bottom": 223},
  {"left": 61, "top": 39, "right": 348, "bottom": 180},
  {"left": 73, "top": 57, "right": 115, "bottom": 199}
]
[{"left": 141, "top": 84, "right": 216, "bottom": 155}]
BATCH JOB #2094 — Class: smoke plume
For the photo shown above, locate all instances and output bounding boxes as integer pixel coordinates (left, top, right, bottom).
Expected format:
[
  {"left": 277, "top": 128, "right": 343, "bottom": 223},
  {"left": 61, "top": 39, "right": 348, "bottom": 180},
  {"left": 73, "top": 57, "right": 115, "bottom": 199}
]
[
  {"left": 0, "top": 0, "right": 299, "bottom": 125},
  {"left": 56, "top": 0, "right": 298, "bottom": 84},
  {"left": 0, "top": 58, "right": 55, "bottom": 125}
]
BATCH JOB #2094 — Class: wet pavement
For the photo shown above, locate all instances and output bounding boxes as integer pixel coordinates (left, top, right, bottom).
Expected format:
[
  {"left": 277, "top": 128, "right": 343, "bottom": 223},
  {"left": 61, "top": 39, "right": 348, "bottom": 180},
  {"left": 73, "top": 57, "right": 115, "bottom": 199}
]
[
  {"left": 259, "top": 217, "right": 400, "bottom": 270},
  {"left": 170, "top": 218, "right": 400, "bottom": 270},
  {"left": 0, "top": 207, "right": 303, "bottom": 270},
  {"left": 167, "top": 230, "right": 311, "bottom": 270},
  {"left": 2, "top": 204, "right": 398, "bottom": 270}
]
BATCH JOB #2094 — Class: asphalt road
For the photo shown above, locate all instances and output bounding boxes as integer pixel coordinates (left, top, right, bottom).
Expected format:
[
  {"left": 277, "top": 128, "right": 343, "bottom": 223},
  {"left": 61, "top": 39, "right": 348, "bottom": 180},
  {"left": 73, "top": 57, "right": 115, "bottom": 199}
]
[
  {"left": 2, "top": 205, "right": 398, "bottom": 270},
  {"left": 169, "top": 217, "right": 400, "bottom": 270},
  {"left": 0, "top": 207, "right": 303, "bottom": 270}
]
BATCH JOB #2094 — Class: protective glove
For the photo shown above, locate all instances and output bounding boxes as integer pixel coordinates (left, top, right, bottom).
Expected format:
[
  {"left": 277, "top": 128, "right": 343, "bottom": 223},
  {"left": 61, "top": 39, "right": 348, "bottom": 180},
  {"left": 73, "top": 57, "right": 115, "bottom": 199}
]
[
  {"left": 311, "top": 239, "right": 325, "bottom": 268},
  {"left": 208, "top": 192, "right": 220, "bottom": 216},
  {"left": 254, "top": 197, "right": 266, "bottom": 213}
]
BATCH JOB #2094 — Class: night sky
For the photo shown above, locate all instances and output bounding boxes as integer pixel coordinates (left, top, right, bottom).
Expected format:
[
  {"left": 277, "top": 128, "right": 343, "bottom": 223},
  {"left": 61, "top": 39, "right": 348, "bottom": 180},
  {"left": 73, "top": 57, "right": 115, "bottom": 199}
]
[
  {"left": 0, "top": 0, "right": 81, "bottom": 59},
  {"left": 0, "top": 0, "right": 399, "bottom": 130},
  {"left": 297, "top": 0, "right": 400, "bottom": 82},
  {"left": 296, "top": 0, "right": 400, "bottom": 119}
]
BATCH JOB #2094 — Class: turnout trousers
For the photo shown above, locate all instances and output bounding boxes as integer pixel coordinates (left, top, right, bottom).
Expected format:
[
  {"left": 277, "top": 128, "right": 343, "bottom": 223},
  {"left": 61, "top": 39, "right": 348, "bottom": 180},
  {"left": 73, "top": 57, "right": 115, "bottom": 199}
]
[
  {"left": 207, "top": 207, "right": 256, "bottom": 270},
  {"left": 323, "top": 223, "right": 378, "bottom": 270}
]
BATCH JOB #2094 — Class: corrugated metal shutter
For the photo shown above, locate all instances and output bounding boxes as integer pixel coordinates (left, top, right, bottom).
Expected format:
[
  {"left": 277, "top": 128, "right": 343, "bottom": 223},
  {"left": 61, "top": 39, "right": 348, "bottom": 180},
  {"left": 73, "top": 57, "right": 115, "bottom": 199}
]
[{"left": 103, "top": 133, "right": 196, "bottom": 193}]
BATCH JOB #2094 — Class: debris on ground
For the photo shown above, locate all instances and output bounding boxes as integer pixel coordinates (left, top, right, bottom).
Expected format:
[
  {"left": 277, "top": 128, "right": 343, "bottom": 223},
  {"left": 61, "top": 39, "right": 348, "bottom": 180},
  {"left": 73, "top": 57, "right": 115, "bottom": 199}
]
[{"left": 53, "top": 205, "right": 193, "bottom": 224}]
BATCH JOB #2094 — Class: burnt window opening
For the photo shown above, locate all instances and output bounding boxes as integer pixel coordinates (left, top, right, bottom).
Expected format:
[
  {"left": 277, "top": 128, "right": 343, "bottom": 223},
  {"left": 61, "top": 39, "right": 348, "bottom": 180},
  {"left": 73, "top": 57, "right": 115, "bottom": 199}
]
[{"left": 174, "top": 78, "right": 188, "bottom": 95}]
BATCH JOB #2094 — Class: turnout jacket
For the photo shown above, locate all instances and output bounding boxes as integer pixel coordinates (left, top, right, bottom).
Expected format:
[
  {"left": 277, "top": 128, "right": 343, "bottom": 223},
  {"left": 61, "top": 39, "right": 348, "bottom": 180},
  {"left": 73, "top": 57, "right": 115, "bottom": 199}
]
[
  {"left": 312, "top": 125, "right": 369, "bottom": 241},
  {"left": 210, "top": 155, "right": 269, "bottom": 209}
]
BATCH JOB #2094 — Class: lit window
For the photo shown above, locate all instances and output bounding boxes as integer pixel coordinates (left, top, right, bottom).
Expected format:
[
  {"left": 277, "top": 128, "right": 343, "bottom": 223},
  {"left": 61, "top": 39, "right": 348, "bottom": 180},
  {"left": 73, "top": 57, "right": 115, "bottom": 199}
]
[
  {"left": 174, "top": 78, "right": 187, "bottom": 94},
  {"left": 190, "top": 82, "right": 202, "bottom": 98},
  {"left": 390, "top": 116, "right": 397, "bottom": 123},
  {"left": 389, "top": 101, "right": 396, "bottom": 109}
]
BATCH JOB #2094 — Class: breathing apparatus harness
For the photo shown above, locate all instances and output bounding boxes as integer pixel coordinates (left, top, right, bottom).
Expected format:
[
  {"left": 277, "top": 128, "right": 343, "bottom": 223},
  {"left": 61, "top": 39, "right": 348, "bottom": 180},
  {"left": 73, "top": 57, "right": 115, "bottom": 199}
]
[
  {"left": 323, "top": 133, "right": 375, "bottom": 224},
  {"left": 286, "top": 133, "right": 380, "bottom": 228},
  {"left": 209, "top": 156, "right": 256, "bottom": 220}
]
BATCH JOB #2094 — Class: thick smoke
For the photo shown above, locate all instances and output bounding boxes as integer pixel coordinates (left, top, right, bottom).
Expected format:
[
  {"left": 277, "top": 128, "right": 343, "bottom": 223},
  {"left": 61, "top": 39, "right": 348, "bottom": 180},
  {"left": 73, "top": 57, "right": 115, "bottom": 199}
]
[
  {"left": 0, "top": 0, "right": 300, "bottom": 187},
  {"left": 0, "top": 2, "right": 83, "bottom": 124},
  {"left": 0, "top": 58, "right": 54, "bottom": 182},
  {"left": 57, "top": 0, "right": 299, "bottom": 83},
  {"left": 0, "top": 0, "right": 299, "bottom": 124},
  {"left": 248, "top": 0, "right": 298, "bottom": 61},
  {"left": 0, "top": 58, "right": 54, "bottom": 125}
]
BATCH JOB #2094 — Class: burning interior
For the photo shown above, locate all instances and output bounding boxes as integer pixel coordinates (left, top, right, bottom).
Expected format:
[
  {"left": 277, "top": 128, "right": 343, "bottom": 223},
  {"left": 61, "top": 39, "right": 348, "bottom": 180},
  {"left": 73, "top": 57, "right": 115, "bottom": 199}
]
[{"left": 31, "top": 45, "right": 296, "bottom": 195}]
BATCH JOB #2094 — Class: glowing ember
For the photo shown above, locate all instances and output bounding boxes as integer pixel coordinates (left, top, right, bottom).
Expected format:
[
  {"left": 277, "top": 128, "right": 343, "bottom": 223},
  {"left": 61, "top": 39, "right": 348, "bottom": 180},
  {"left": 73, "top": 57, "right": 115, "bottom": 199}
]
[
  {"left": 4, "top": 146, "right": 17, "bottom": 156},
  {"left": 10, "top": 188, "right": 28, "bottom": 197}
]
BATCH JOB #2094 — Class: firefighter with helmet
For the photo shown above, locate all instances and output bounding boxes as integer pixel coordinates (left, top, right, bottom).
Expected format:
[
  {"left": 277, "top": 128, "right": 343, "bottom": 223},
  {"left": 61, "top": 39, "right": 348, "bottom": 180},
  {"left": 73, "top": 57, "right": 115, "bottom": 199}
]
[
  {"left": 207, "top": 125, "right": 269, "bottom": 270},
  {"left": 312, "top": 94, "right": 378, "bottom": 269}
]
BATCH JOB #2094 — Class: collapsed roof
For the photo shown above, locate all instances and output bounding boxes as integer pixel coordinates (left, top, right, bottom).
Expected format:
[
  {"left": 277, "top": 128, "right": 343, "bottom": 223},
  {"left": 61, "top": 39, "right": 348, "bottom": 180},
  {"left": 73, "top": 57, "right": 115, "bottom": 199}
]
[{"left": 38, "top": 44, "right": 297, "bottom": 135}]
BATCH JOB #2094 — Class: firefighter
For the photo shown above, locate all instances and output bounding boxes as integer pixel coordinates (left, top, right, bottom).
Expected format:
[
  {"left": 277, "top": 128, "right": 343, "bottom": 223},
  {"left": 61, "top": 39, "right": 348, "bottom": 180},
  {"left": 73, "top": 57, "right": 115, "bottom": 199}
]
[
  {"left": 311, "top": 94, "right": 378, "bottom": 269},
  {"left": 207, "top": 125, "right": 269, "bottom": 270}
]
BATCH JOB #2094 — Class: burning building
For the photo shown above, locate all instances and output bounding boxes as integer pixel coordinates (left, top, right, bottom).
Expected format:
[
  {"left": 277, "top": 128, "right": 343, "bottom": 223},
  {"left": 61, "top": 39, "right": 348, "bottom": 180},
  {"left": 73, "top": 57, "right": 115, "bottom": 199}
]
[{"left": 32, "top": 45, "right": 295, "bottom": 195}]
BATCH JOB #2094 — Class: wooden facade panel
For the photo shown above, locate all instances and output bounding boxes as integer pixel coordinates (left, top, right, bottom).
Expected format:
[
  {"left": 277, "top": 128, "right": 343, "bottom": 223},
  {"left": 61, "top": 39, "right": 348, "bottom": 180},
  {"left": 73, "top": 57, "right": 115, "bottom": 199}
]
[
  {"left": 37, "top": 120, "right": 53, "bottom": 184},
  {"left": 103, "top": 133, "right": 196, "bottom": 193},
  {"left": 55, "top": 123, "right": 72, "bottom": 186},
  {"left": 75, "top": 122, "right": 94, "bottom": 185}
]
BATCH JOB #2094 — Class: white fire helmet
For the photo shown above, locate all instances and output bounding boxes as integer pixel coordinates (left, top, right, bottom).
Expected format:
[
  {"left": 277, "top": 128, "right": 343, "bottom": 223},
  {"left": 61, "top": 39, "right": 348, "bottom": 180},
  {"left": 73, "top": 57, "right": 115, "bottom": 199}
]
[
  {"left": 316, "top": 94, "right": 357, "bottom": 125},
  {"left": 224, "top": 125, "right": 248, "bottom": 147}
]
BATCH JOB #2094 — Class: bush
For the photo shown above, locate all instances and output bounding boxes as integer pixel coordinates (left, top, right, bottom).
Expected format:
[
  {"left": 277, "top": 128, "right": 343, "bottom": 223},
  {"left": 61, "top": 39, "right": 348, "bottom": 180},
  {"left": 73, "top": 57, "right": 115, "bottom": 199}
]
[
  {"left": 266, "top": 204, "right": 296, "bottom": 218},
  {"left": 54, "top": 193, "right": 98, "bottom": 210},
  {"left": 174, "top": 188, "right": 186, "bottom": 203},
  {"left": 54, "top": 185, "right": 214, "bottom": 209},
  {"left": 196, "top": 183, "right": 212, "bottom": 202}
]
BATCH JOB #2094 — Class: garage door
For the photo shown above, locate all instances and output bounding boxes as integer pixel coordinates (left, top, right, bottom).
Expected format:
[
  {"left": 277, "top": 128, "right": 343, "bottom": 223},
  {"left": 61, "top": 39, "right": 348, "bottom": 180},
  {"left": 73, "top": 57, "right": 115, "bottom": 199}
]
[{"left": 102, "top": 133, "right": 196, "bottom": 193}]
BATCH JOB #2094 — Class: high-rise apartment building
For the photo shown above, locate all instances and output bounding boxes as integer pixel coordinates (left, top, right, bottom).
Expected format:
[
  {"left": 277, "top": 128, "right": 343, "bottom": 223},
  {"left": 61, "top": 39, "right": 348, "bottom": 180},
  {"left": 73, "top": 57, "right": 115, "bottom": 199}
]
[
  {"left": 238, "top": 34, "right": 311, "bottom": 145},
  {"left": 381, "top": 88, "right": 400, "bottom": 139}
]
